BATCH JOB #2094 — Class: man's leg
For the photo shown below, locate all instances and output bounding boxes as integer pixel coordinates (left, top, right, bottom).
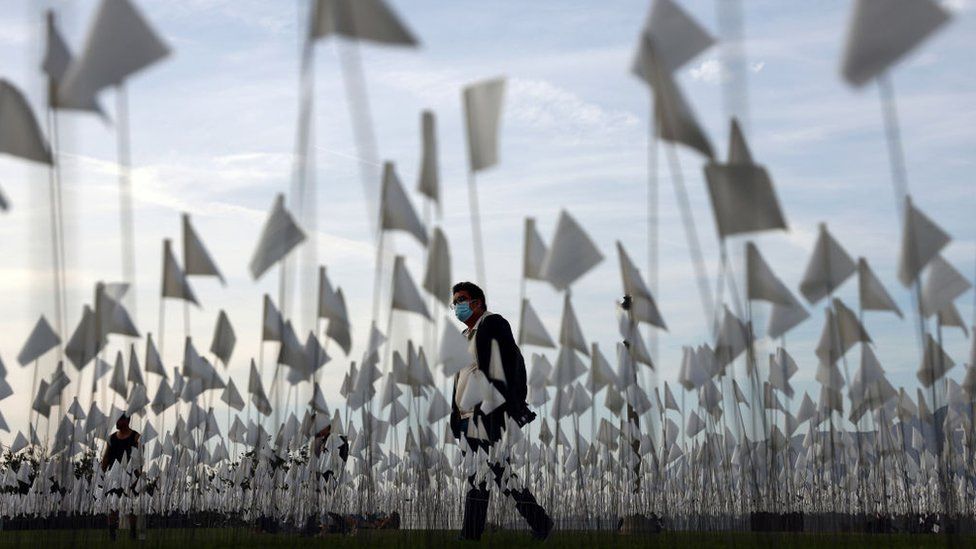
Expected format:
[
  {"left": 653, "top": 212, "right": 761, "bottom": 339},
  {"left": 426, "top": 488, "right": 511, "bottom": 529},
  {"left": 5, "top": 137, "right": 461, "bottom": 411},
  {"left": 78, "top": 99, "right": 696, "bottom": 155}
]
[
  {"left": 461, "top": 477, "right": 491, "bottom": 540},
  {"left": 489, "top": 458, "right": 554, "bottom": 538},
  {"left": 460, "top": 435, "right": 492, "bottom": 540},
  {"left": 107, "top": 509, "right": 119, "bottom": 541}
]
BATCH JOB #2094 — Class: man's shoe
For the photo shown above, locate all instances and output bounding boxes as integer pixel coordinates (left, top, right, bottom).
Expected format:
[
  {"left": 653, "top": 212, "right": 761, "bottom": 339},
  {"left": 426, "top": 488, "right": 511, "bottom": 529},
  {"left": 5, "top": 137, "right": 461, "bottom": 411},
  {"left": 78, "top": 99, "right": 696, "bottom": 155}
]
[{"left": 531, "top": 517, "right": 554, "bottom": 542}]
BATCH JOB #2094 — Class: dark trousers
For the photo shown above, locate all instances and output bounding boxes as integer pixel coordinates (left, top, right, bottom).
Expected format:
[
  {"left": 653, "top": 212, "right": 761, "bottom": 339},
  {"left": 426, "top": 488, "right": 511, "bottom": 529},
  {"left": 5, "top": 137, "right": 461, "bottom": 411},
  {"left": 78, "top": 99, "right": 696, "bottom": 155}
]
[{"left": 459, "top": 420, "right": 551, "bottom": 539}]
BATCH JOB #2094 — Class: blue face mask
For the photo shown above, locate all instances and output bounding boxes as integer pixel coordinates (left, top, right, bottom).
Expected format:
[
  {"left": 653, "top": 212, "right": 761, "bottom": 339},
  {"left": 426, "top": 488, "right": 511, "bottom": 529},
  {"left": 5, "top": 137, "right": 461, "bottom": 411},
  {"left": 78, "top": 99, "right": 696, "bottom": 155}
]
[{"left": 454, "top": 301, "right": 474, "bottom": 322}]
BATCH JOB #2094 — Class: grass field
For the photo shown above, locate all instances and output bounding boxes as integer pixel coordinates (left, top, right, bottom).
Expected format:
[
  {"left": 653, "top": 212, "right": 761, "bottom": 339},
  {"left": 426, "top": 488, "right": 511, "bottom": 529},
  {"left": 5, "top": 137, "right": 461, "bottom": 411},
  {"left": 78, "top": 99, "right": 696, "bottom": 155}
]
[{"left": 0, "top": 528, "right": 973, "bottom": 548}]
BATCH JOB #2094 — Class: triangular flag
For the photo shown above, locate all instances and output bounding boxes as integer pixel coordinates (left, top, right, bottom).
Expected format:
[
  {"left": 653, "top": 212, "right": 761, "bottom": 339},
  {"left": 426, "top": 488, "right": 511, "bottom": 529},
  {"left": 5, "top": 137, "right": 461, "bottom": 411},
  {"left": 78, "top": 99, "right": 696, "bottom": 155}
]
[
  {"left": 109, "top": 351, "right": 128, "bottom": 398},
  {"left": 43, "top": 12, "right": 104, "bottom": 114},
  {"left": 917, "top": 334, "right": 954, "bottom": 388},
  {"left": 559, "top": 294, "right": 589, "bottom": 357},
  {"left": 631, "top": 0, "right": 714, "bottom": 79},
  {"left": 767, "top": 292, "right": 809, "bottom": 339},
  {"left": 17, "top": 315, "right": 61, "bottom": 366},
  {"left": 937, "top": 303, "right": 968, "bottom": 336},
  {"left": 0, "top": 80, "right": 52, "bottom": 165},
  {"left": 417, "top": 110, "right": 439, "bottom": 204},
  {"left": 799, "top": 223, "right": 856, "bottom": 304},
  {"left": 150, "top": 379, "right": 176, "bottom": 415},
  {"left": 317, "top": 267, "right": 351, "bottom": 354},
  {"left": 209, "top": 310, "right": 236, "bottom": 365},
  {"left": 221, "top": 378, "right": 245, "bottom": 412},
  {"left": 262, "top": 294, "right": 284, "bottom": 342},
  {"left": 380, "top": 162, "right": 428, "bottom": 247},
  {"left": 309, "top": 0, "right": 418, "bottom": 46},
  {"left": 58, "top": 0, "right": 170, "bottom": 107},
  {"left": 325, "top": 288, "right": 352, "bottom": 356},
  {"left": 518, "top": 299, "right": 555, "bottom": 349},
  {"left": 426, "top": 390, "right": 451, "bottom": 423},
  {"left": 635, "top": 37, "right": 713, "bottom": 158},
  {"left": 161, "top": 239, "right": 198, "bottom": 305},
  {"left": 705, "top": 162, "right": 786, "bottom": 238},
  {"left": 250, "top": 194, "right": 307, "bottom": 280},
  {"left": 920, "top": 255, "right": 970, "bottom": 318},
  {"left": 523, "top": 217, "right": 549, "bottom": 281},
  {"left": 857, "top": 258, "right": 902, "bottom": 317},
  {"left": 540, "top": 210, "right": 604, "bottom": 291},
  {"left": 65, "top": 306, "right": 106, "bottom": 371},
  {"left": 746, "top": 242, "right": 794, "bottom": 305},
  {"left": 898, "top": 197, "right": 949, "bottom": 287},
  {"left": 96, "top": 284, "right": 140, "bottom": 337},
  {"left": 127, "top": 344, "right": 144, "bottom": 386},
  {"left": 463, "top": 77, "right": 506, "bottom": 172},
  {"left": 422, "top": 227, "right": 452, "bottom": 307},
  {"left": 391, "top": 255, "right": 430, "bottom": 319},
  {"left": 145, "top": 333, "right": 166, "bottom": 378},
  {"left": 182, "top": 213, "right": 224, "bottom": 283},
  {"left": 727, "top": 118, "right": 753, "bottom": 164},
  {"left": 841, "top": 0, "right": 950, "bottom": 87}
]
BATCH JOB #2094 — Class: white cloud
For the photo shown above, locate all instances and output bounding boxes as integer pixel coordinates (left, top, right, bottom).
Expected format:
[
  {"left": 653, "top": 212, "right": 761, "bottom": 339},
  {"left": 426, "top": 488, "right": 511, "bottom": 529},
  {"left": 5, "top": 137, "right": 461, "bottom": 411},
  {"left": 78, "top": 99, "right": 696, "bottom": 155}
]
[{"left": 689, "top": 58, "right": 727, "bottom": 84}]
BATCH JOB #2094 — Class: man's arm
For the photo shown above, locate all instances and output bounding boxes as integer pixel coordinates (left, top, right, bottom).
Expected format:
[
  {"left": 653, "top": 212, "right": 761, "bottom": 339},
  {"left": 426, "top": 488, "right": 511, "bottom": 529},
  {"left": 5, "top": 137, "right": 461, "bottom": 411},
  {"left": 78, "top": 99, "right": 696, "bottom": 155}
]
[{"left": 480, "top": 315, "right": 527, "bottom": 405}]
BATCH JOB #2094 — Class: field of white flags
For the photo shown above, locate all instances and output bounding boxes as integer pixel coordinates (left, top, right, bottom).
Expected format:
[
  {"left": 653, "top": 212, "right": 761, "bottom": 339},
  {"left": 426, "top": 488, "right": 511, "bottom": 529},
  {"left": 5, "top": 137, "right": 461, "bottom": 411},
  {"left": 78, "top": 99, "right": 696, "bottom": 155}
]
[{"left": 0, "top": 0, "right": 975, "bottom": 544}]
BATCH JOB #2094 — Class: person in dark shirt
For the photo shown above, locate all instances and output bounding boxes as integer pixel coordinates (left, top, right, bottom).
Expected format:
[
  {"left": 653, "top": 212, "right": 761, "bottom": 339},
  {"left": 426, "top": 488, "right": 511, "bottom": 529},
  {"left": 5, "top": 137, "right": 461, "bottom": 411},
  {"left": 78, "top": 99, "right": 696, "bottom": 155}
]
[
  {"left": 448, "top": 281, "right": 553, "bottom": 542},
  {"left": 101, "top": 413, "right": 140, "bottom": 541}
]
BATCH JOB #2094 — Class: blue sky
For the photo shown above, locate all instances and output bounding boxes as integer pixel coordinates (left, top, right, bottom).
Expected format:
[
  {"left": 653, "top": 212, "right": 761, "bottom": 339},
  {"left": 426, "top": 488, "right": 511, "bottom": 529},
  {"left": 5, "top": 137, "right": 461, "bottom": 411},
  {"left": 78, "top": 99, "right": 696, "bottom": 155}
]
[{"left": 0, "top": 0, "right": 974, "bottom": 442}]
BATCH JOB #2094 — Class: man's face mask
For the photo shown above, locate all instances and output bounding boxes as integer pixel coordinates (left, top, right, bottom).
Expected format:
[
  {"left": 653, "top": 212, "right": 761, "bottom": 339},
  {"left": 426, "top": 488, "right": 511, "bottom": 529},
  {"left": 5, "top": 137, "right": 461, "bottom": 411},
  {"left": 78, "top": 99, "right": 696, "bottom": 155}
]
[{"left": 454, "top": 299, "right": 476, "bottom": 322}]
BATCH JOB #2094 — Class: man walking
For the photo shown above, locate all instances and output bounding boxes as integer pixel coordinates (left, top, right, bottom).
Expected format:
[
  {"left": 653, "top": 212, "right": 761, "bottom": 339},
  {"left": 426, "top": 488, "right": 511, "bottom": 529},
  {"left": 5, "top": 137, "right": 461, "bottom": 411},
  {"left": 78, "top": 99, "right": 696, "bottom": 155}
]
[{"left": 449, "top": 281, "right": 553, "bottom": 541}]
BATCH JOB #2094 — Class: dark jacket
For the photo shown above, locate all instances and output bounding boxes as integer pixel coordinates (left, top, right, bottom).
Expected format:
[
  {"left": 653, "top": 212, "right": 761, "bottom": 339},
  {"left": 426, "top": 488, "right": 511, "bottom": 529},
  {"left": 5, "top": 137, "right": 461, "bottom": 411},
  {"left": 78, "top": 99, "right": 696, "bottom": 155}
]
[{"left": 450, "top": 313, "right": 528, "bottom": 444}]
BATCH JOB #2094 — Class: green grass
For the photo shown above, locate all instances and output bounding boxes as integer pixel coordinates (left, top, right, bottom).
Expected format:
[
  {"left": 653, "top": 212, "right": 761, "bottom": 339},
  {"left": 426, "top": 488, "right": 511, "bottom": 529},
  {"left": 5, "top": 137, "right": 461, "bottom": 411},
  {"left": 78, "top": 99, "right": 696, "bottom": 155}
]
[{"left": 0, "top": 528, "right": 972, "bottom": 548}]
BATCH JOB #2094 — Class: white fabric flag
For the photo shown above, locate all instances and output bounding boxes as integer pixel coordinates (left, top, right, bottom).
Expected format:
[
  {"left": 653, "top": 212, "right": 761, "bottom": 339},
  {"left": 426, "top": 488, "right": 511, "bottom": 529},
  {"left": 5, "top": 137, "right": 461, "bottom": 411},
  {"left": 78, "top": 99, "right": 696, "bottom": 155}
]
[
  {"left": 220, "top": 379, "right": 245, "bottom": 412},
  {"left": 559, "top": 294, "right": 589, "bottom": 357},
  {"left": 391, "top": 255, "right": 431, "bottom": 319},
  {"left": 59, "top": 0, "right": 170, "bottom": 107},
  {"left": 209, "top": 310, "right": 236, "bottom": 365},
  {"left": 917, "top": 334, "right": 955, "bottom": 388},
  {"left": 145, "top": 333, "right": 166, "bottom": 378},
  {"left": 43, "top": 13, "right": 104, "bottom": 115},
  {"left": 380, "top": 162, "right": 428, "bottom": 247},
  {"left": 799, "top": 223, "right": 856, "bottom": 304},
  {"left": 616, "top": 242, "right": 667, "bottom": 330},
  {"left": 318, "top": 267, "right": 351, "bottom": 354},
  {"left": 767, "top": 292, "right": 810, "bottom": 339},
  {"left": 250, "top": 194, "right": 307, "bottom": 280},
  {"left": 540, "top": 210, "right": 604, "bottom": 291},
  {"left": 631, "top": 0, "right": 714, "bottom": 80},
  {"left": 17, "top": 316, "right": 61, "bottom": 366},
  {"left": 635, "top": 37, "right": 713, "bottom": 158},
  {"left": 746, "top": 242, "right": 794, "bottom": 305},
  {"left": 417, "top": 110, "right": 439, "bottom": 204},
  {"left": 523, "top": 217, "right": 549, "bottom": 281},
  {"left": 841, "top": 0, "right": 950, "bottom": 87},
  {"left": 183, "top": 213, "right": 224, "bottom": 283},
  {"left": 309, "top": 0, "right": 418, "bottom": 46},
  {"left": 463, "top": 77, "right": 506, "bottom": 172},
  {"left": 161, "top": 239, "right": 198, "bottom": 305},
  {"left": 920, "top": 255, "right": 970, "bottom": 318},
  {"left": 0, "top": 80, "right": 53, "bottom": 165},
  {"left": 857, "top": 257, "right": 902, "bottom": 317},
  {"left": 705, "top": 162, "right": 787, "bottom": 238},
  {"left": 422, "top": 227, "right": 452, "bottom": 307},
  {"left": 898, "top": 197, "right": 949, "bottom": 287},
  {"left": 518, "top": 299, "right": 556, "bottom": 349}
]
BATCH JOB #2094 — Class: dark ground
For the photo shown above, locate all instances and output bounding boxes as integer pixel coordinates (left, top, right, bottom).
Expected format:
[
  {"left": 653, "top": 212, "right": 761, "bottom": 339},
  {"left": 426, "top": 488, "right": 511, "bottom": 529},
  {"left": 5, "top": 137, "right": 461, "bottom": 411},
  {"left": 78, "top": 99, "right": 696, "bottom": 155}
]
[{"left": 0, "top": 529, "right": 974, "bottom": 548}]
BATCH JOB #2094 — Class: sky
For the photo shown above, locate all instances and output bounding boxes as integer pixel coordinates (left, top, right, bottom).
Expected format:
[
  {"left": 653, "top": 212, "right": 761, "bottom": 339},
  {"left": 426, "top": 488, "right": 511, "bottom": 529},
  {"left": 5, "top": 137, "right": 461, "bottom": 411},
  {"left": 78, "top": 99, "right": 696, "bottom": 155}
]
[{"left": 0, "top": 0, "right": 974, "bottom": 444}]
